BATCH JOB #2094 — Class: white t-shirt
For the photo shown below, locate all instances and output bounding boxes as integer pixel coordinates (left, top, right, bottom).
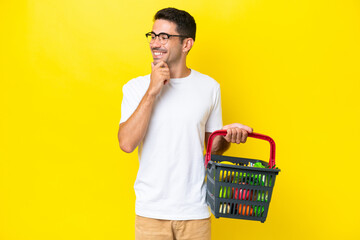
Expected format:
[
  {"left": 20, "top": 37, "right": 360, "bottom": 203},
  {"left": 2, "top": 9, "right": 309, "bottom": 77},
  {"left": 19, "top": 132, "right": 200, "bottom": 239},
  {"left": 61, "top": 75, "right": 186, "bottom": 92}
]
[{"left": 120, "top": 69, "right": 223, "bottom": 220}]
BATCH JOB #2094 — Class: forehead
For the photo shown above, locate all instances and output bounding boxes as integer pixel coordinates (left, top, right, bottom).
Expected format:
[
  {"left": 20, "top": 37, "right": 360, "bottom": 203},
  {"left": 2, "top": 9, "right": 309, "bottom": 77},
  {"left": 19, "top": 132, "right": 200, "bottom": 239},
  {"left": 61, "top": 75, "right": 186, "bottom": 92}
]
[{"left": 152, "top": 19, "right": 179, "bottom": 34}]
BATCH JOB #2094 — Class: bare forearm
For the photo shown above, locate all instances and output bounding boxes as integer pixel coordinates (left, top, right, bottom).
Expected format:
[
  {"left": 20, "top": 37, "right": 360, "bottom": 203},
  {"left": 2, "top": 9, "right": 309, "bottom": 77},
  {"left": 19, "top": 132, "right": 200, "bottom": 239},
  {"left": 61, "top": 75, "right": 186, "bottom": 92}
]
[
  {"left": 118, "top": 91, "right": 156, "bottom": 153},
  {"left": 209, "top": 123, "right": 253, "bottom": 155},
  {"left": 211, "top": 135, "right": 230, "bottom": 155}
]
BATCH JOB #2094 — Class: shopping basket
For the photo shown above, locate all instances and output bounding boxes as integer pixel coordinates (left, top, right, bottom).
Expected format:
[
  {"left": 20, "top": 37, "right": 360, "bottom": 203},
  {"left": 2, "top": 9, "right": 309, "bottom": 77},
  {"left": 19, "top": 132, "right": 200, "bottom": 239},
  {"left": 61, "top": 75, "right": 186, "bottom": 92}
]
[{"left": 205, "top": 130, "right": 280, "bottom": 223}]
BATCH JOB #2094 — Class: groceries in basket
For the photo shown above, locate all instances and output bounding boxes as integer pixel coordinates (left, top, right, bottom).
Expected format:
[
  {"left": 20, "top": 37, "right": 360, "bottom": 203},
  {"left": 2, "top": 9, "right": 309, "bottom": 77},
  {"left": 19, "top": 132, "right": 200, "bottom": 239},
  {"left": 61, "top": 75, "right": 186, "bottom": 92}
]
[{"left": 205, "top": 130, "right": 280, "bottom": 222}]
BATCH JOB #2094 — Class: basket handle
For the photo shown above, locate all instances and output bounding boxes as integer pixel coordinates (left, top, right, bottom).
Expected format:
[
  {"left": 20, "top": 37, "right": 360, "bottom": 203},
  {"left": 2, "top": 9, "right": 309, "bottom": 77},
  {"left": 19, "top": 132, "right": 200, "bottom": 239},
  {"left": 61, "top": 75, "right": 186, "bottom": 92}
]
[{"left": 204, "top": 130, "right": 276, "bottom": 168}]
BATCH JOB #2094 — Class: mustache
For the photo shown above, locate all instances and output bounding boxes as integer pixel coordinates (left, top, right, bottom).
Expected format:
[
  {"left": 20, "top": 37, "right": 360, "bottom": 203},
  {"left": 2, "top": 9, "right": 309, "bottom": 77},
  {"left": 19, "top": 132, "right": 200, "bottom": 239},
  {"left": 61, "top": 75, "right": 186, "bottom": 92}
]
[{"left": 151, "top": 48, "right": 167, "bottom": 52}]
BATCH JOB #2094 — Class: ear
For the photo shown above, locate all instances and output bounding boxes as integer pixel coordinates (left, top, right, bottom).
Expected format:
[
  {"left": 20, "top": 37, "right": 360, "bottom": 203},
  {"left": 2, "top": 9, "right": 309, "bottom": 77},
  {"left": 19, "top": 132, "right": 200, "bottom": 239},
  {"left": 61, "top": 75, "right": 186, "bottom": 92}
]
[{"left": 182, "top": 38, "right": 194, "bottom": 54}]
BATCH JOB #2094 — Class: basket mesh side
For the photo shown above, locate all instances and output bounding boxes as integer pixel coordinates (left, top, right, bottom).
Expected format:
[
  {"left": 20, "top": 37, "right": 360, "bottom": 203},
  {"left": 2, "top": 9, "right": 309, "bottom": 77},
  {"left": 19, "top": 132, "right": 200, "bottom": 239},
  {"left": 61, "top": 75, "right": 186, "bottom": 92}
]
[{"left": 206, "top": 155, "right": 280, "bottom": 222}]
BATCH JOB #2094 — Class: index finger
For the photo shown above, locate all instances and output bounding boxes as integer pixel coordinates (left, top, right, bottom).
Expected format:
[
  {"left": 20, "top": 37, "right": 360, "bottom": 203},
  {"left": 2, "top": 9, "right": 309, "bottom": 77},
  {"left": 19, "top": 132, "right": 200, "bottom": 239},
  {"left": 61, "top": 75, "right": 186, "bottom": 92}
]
[
  {"left": 157, "top": 61, "right": 169, "bottom": 69},
  {"left": 242, "top": 126, "right": 253, "bottom": 133}
]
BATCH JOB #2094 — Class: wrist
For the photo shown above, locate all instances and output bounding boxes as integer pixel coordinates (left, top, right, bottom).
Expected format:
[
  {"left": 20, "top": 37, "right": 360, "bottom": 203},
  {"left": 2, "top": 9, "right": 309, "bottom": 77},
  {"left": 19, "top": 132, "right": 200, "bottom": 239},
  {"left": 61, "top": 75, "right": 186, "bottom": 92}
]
[{"left": 145, "top": 89, "right": 158, "bottom": 100}]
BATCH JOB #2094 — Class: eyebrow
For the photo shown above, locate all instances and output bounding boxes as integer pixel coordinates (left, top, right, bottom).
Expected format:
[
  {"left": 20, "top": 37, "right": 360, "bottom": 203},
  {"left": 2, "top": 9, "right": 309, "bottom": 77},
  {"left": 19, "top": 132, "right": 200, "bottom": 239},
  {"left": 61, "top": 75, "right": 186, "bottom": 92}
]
[{"left": 150, "top": 31, "right": 171, "bottom": 35}]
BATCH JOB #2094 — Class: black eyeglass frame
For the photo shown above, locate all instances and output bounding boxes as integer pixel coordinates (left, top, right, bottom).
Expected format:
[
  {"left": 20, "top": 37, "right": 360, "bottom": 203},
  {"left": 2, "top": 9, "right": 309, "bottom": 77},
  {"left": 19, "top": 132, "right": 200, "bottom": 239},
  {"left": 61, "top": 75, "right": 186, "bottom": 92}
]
[{"left": 145, "top": 31, "right": 189, "bottom": 43}]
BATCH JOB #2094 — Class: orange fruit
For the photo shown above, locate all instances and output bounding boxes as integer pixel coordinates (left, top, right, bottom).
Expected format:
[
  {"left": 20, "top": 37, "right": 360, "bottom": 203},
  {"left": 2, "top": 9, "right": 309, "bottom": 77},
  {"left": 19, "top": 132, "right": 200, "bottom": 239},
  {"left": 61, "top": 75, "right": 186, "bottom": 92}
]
[{"left": 238, "top": 204, "right": 253, "bottom": 216}]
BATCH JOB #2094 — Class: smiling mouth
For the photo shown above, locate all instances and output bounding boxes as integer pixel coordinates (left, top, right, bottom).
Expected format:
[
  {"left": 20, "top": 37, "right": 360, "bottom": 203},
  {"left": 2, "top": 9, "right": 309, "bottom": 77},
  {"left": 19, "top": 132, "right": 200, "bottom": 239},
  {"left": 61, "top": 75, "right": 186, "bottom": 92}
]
[{"left": 152, "top": 49, "right": 167, "bottom": 58}]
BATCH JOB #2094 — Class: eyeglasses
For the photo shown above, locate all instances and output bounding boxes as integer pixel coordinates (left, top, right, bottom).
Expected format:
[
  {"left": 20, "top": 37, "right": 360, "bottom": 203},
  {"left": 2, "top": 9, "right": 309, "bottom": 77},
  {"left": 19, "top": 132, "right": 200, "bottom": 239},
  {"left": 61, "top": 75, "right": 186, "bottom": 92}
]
[{"left": 145, "top": 32, "right": 188, "bottom": 45}]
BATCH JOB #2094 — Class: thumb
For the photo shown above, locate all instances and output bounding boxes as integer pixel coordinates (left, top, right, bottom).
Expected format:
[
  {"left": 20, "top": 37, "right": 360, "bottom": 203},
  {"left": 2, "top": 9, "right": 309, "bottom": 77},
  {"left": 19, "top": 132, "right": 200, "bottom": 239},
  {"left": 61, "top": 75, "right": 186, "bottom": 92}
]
[{"left": 151, "top": 62, "right": 155, "bottom": 70}]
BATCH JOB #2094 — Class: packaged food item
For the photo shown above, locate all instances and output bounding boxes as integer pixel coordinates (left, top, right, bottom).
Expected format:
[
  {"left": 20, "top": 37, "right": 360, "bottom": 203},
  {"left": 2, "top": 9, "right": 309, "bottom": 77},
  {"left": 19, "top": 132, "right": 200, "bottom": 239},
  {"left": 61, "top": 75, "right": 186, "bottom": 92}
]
[{"left": 219, "top": 203, "right": 230, "bottom": 214}]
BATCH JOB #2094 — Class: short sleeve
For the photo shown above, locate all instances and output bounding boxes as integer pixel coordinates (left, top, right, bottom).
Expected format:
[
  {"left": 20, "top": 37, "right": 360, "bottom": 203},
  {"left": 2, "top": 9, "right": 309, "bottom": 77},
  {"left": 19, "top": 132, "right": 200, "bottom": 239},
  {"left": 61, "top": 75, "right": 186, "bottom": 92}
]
[
  {"left": 119, "top": 85, "right": 132, "bottom": 124},
  {"left": 119, "top": 76, "right": 151, "bottom": 124},
  {"left": 205, "top": 86, "right": 223, "bottom": 132}
]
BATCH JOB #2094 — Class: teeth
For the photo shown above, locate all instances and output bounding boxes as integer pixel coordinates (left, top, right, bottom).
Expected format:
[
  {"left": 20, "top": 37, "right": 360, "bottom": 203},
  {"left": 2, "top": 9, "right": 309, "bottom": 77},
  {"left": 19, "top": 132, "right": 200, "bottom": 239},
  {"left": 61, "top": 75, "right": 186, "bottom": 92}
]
[{"left": 154, "top": 52, "right": 164, "bottom": 56}]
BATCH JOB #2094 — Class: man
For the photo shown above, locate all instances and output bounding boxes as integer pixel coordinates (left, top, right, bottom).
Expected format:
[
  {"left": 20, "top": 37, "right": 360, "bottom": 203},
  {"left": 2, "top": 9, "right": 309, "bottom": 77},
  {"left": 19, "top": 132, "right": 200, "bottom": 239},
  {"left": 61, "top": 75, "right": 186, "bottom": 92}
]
[{"left": 118, "top": 8, "right": 253, "bottom": 240}]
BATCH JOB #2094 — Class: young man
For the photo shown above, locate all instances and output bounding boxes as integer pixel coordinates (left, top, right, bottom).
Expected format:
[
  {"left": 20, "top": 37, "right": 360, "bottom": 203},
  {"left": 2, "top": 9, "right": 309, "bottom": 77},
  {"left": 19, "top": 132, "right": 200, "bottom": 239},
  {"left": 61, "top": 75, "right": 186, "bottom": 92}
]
[{"left": 118, "top": 8, "right": 253, "bottom": 240}]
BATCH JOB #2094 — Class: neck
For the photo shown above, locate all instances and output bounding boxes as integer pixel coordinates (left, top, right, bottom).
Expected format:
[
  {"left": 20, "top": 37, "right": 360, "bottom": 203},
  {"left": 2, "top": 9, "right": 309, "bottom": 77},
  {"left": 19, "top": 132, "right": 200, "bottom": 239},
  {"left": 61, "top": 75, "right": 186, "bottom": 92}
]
[{"left": 169, "top": 62, "right": 191, "bottom": 79}]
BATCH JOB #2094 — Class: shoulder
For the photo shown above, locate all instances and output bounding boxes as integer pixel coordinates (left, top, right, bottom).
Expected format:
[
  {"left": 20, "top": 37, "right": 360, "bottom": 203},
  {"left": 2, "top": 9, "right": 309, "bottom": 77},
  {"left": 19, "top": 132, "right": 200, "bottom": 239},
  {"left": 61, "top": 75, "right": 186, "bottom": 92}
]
[
  {"left": 191, "top": 70, "right": 220, "bottom": 90},
  {"left": 122, "top": 74, "right": 150, "bottom": 92}
]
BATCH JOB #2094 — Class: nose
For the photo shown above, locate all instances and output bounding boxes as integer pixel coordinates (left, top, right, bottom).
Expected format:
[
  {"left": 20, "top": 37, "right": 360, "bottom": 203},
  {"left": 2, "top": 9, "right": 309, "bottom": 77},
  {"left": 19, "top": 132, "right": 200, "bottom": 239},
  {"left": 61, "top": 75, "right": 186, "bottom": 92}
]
[{"left": 151, "top": 36, "right": 162, "bottom": 48}]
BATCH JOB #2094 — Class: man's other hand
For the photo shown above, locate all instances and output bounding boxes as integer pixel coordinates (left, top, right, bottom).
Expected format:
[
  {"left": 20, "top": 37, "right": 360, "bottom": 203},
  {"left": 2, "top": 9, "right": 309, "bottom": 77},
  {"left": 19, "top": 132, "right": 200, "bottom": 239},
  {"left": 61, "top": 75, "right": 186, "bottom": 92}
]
[{"left": 222, "top": 123, "right": 253, "bottom": 144}]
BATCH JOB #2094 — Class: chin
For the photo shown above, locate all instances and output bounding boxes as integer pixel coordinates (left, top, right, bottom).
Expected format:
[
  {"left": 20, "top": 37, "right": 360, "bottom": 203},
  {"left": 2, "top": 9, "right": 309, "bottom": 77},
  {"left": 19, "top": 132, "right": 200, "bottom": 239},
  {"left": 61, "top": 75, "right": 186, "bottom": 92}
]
[{"left": 153, "top": 58, "right": 168, "bottom": 65}]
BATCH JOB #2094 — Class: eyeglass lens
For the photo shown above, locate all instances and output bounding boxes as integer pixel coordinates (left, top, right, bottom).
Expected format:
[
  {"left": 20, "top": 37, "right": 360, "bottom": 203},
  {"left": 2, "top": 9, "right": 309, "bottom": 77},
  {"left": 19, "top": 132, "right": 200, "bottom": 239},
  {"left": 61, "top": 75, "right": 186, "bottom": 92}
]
[{"left": 146, "top": 33, "right": 169, "bottom": 44}]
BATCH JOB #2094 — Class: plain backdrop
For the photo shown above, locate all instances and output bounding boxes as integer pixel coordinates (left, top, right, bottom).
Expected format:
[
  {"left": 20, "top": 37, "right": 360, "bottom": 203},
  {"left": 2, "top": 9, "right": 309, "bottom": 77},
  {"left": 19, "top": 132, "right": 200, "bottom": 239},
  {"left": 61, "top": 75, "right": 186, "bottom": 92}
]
[{"left": 1, "top": 0, "right": 359, "bottom": 239}]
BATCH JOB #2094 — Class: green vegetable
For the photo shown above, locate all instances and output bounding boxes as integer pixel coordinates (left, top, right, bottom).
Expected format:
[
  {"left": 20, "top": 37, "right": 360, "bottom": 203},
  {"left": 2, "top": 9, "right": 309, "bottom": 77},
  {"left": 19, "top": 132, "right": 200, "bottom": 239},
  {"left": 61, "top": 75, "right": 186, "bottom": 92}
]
[
  {"left": 254, "top": 162, "right": 265, "bottom": 168},
  {"left": 257, "top": 192, "right": 268, "bottom": 202},
  {"left": 253, "top": 206, "right": 265, "bottom": 217},
  {"left": 219, "top": 186, "right": 231, "bottom": 198}
]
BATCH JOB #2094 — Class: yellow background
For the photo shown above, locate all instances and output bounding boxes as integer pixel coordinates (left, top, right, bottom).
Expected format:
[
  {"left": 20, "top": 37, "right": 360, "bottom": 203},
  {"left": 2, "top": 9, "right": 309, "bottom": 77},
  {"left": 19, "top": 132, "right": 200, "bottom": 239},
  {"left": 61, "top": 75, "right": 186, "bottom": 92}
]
[{"left": 1, "top": 0, "right": 359, "bottom": 239}]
